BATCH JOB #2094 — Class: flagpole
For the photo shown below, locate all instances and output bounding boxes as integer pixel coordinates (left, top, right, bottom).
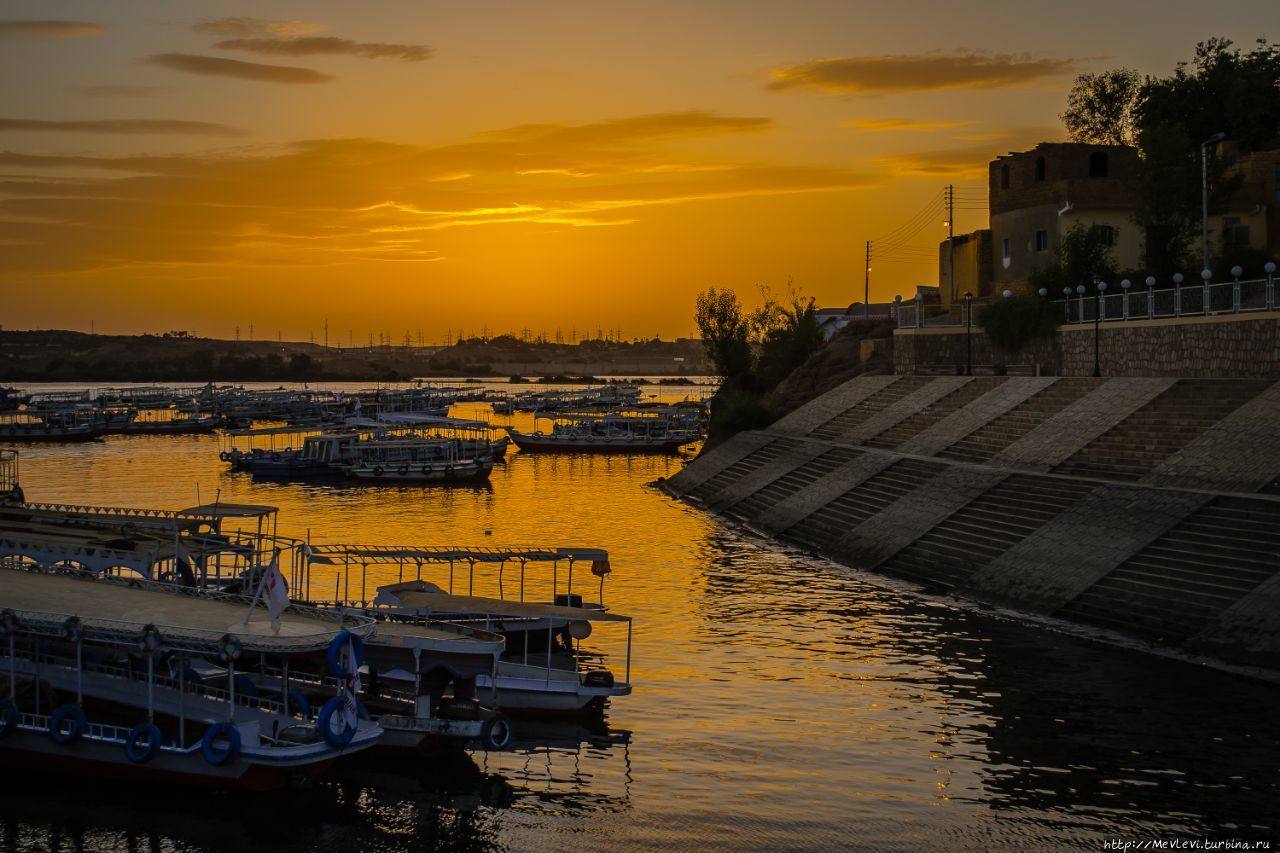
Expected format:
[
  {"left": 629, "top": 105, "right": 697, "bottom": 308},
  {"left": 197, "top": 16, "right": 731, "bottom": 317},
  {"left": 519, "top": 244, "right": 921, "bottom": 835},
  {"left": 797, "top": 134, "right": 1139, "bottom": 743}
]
[{"left": 240, "top": 548, "right": 278, "bottom": 627}]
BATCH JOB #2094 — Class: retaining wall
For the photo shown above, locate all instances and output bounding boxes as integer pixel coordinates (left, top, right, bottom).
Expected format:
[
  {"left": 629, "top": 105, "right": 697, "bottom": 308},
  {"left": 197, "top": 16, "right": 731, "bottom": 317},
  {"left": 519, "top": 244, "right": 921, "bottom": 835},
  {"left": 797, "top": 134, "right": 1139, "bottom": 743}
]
[
  {"left": 894, "top": 312, "right": 1280, "bottom": 378},
  {"left": 665, "top": 375, "right": 1280, "bottom": 670}
]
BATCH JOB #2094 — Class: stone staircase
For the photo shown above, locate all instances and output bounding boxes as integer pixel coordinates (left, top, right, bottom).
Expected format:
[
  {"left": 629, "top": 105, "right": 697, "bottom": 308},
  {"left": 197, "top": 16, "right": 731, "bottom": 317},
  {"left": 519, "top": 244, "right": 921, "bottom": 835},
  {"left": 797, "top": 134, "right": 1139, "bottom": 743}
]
[
  {"left": 1056, "top": 496, "right": 1280, "bottom": 641},
  {"left": 1051, "top": 379, "right": 1271, "bottom": 482},
  {"left": 877, "top": 474, "right": 1098, "bottom": 589},
  {"left": 864, "top": 377, "right": 1007, "bottom": 451},
  {"left": 725, "top": 447, "right": 863, "bottom": 523},
  {"left": 784, "top": 458, "right": 946, "bottom": 551},
  {"left": 807, "top": 376, "right": 932, "bottom": 441},
  {"left": 685, "top": 438, "right": 798, "bottom": 504},
  {"left": 937, "top": 378, "right": 1096, "bottom": 464}
]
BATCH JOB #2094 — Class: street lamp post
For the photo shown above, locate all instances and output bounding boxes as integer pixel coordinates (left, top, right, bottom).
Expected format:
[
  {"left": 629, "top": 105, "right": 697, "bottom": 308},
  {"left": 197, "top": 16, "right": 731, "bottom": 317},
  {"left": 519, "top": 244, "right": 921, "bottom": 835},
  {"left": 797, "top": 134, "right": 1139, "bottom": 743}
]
[
  {"left": 1145, "top": 276, "right": 1156, "bottom": 319},
  {"left": 963, "top": 291, "right": 973, "bottom": 376},
  {"left": 1173, "top": 272, "right": 1184, "bottom": 316},
  {"left": 1202, "top": 132, "right": 1226, "bottom": 272},
  {"left": 1076, "top": 283, "right": 1086, "bottom": 324},
  {"left": 1120, "top": 279, "right": 1131, "bottom": 320},
  {"left": 1267, "top": 262, "right": 1278, "bottom": 311},
  {"left": 1093, "top": 279, "right": 1107, "bottom": 377},
  {"left": 1062, "top": 287, "right": 1072, "bottom": 322}
]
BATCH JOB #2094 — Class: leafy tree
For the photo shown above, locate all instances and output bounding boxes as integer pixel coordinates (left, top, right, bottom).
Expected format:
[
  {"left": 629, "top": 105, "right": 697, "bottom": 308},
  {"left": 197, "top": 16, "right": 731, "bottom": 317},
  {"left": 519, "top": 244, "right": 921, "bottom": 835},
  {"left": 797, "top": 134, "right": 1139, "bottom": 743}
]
[
  {"left": 978, "top": 296, "right": 1062, "bottom": 354},
  {"left": 1061, "top": 69, "right": 1142, "bottom": 146},
  {"left": 694, "top": 287, "right": 753, "bottom": 381},
  {"left": 749, "top": 287, "right": 824, "bottom": 389},
  {"left": 1028, "top": 223, "right": 1119, "bottom": 294}
]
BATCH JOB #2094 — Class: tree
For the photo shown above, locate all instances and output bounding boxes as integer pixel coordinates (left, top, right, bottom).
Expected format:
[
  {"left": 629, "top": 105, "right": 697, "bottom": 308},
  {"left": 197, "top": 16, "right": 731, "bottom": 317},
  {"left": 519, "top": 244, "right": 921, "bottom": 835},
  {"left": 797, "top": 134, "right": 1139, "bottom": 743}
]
[
  {"left": 1061, "top": 69, "right": 1142, "bottom": 146},
  {"left": 694, "top": 287, "right": 753, "bottom": 381},
  {"left": 749, "top": 286, "right": 824, "bottom": 389},
  {"left": 1028, "top": 223, "right": 1120, "bottom": 294}
]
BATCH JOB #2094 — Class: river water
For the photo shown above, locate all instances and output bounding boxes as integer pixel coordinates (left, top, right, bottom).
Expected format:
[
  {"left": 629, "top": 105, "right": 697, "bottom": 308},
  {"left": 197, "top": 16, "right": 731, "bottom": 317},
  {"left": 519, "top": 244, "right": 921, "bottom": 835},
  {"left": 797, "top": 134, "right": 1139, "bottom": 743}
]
[{"left": 3, "top": 382, "right": 1277, "bottom": 851}]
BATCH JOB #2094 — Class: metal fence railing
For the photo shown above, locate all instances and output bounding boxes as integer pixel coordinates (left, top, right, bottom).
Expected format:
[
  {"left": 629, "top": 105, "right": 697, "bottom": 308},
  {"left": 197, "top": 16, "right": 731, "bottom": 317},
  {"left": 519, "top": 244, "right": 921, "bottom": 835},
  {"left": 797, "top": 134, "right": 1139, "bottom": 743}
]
[
  {"left": 895, "top": 275, "right": 1278, "bottom": 330},
  {"left": 1060, "top": 277, "right": 1277, "bottom": 325}
]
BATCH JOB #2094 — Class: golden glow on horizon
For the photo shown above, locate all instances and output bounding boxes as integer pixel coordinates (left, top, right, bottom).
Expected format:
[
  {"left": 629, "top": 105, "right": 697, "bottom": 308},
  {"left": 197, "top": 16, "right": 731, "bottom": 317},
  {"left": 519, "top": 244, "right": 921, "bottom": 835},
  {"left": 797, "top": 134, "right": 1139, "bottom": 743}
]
[{"left": 0, "top": 1, "right": 1274, "bottom": 339}]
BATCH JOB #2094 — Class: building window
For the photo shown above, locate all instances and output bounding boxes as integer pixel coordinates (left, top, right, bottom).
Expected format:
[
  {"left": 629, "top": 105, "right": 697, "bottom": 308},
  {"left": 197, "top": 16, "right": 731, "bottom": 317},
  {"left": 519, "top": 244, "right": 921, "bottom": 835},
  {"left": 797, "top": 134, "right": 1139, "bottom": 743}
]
[
  {"left": 1089, "top": 151, "right": 1109, "bottom": 177},
  {"left": 1034, "top": 230, "right": 1049, "bottom": 252},
  {"left": 1034, "top": 156, "right": 1046, "bottom": 182},
  {"left": 1097, "top": 225, "right": 1116, "bottom": 247},
  {"left": 1223, "top": 217, "right": 1251, "bottom": 248},
  {"left": 1000, "top": 164, "right": 1010, "bottom": 189},
  {"left": 1001, "top": 238, "right": 1010, "bottom": 259}
]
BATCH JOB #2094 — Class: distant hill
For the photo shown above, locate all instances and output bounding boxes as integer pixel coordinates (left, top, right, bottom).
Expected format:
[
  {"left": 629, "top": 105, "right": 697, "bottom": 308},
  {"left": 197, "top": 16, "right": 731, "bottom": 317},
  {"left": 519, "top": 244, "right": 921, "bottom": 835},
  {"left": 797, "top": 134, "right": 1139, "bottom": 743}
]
[{"left": 0, "top": 330, "right": 712, "bottom": 382}]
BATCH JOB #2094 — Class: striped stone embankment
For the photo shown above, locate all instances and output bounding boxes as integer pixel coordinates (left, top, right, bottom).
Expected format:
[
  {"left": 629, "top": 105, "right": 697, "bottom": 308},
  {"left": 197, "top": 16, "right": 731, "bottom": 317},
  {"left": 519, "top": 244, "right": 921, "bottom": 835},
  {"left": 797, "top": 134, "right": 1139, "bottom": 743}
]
[{"left": 662, "top": 376, "right": 1280, "bottom": 670}]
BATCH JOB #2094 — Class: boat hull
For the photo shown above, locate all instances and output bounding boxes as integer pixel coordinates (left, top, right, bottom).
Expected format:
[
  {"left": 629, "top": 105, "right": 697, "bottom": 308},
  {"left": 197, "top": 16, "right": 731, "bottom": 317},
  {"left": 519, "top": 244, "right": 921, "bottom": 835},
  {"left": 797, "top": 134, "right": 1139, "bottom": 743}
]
[
  {"left": 0, "top": 728, "right": 334, "bottom": 791},
  {"left": 508, "top": 432, "right": 694, "bottom": 453}
]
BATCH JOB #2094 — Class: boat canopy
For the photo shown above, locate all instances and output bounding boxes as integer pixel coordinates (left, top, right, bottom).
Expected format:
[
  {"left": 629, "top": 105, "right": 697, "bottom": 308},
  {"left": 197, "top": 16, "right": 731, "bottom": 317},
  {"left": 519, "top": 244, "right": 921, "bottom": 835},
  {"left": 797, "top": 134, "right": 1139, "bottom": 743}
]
[
  {"left": 370, "top": 617, "right": 505, "bottom": 654},
  {"left": 176, "top": 503, "right": 278, "bottom": 520},
  {"left": 0, "top": 566, "right": 375, "bottom": 653},
  {"left": 374, "top": 580, "right": 630, "bottom": 622}
]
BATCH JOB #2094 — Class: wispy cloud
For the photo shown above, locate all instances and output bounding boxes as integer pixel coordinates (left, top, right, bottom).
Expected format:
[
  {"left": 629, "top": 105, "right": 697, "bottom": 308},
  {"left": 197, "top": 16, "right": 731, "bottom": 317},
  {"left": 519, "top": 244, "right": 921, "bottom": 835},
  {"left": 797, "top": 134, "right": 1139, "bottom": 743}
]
[
  {"left": 71, "top": 85, "right": 164, "bottom": 98},
  {"left": 146, "top": 53, "right": 333, "bottom": 84},
  {"left": 0, "top": 112, "right": 868, "bottom": 274},
  {"left": 194, "top": 17, "right": 323, "bottom": 38},
  {"left": 0, "top": 118, "right": 244, "bottom": 137},
  {"left": 767, "top": 50, "right": 1077, "bottom": 94},
  {"left": 842, "top": 118, "right": 974, "bottom": 132},
  {"left": 878, "top": 127, "right": 1063, "bottom": 177},
  {"left": 0, "top": 20, "right": 104, "bottom": 38},
  {"left": 214, "top": 36, "right": 432, "bottom": 62}
]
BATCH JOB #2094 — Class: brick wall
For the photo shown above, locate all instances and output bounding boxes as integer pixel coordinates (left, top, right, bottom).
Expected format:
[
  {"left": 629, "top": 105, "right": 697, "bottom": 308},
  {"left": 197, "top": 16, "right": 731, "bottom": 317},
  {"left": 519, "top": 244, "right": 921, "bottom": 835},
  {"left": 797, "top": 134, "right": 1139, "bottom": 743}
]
[{"left": 894, "top": 312, "right": 1280, "bottom": 378}]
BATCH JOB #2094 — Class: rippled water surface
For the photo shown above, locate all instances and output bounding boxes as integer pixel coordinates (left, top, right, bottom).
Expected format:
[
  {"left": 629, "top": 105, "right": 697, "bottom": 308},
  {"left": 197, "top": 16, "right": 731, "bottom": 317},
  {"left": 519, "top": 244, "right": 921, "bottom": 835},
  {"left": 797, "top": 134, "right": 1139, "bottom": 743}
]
[{"left": 3, "top": 383, "right": 1278, "bottom": 851}]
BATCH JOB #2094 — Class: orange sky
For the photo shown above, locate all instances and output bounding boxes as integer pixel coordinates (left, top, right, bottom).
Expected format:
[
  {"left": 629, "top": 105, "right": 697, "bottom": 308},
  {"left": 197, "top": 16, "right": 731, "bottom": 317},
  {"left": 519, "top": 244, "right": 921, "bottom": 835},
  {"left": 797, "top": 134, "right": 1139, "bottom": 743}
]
[{"left": 1, "top": 1, "right": 1274, "bottom": 341}]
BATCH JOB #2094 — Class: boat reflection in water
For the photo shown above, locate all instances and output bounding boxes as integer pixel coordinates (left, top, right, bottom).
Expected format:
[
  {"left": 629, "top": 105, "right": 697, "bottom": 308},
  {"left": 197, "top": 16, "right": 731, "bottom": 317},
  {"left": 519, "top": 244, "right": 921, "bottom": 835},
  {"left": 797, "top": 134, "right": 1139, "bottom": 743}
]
[{"left": 0, "top": 714, "right": 634, "bottom": 852}]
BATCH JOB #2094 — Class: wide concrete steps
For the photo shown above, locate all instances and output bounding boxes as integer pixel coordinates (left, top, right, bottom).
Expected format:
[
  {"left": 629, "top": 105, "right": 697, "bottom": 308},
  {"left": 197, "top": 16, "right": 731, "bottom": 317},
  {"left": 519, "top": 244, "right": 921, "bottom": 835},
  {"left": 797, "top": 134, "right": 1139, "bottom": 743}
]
[
  {"left": 808, "top": 376, "right": 932, "bottom": 440},
  {"left": 727, "top": 447, "right": 861, "bottom": 522},
  {"left": 1057, "top": 496, "right": 1280, "bottom": 642},
  {"left": 864, "top": 377, "right": 1006, "bottom": 451},
  {"left": 785, "top": 458, "right": 945, "bottom": 550},
  {"left": 686, "top": 438, "right": 795, "bottom": 503},
  {"left": 938, "top": 378, "right": 1095, "bottom": 464},
  {"left": 1052, "top": 380, "right": 1270, "bottom": 482},
  {"left": 877, "top": 474, "right": 1097, "bottom": 588}
]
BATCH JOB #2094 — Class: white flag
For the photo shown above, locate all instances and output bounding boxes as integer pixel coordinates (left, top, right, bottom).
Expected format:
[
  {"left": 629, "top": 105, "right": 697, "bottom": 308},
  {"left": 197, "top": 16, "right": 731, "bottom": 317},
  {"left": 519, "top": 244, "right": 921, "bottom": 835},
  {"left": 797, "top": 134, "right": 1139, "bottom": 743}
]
[
  {"left": 341, "top": 636, "right": 362, "bottom": 730},
  {"left": 263, "top": 549, "right": 289, "bottom": 630}
]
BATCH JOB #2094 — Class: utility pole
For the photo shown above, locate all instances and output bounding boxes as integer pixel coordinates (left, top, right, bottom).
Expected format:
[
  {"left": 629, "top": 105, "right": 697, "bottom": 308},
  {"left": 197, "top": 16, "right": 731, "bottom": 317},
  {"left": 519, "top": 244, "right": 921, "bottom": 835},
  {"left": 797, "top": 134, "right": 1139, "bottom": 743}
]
[
  {"left": 946, "top": 184, "right": 955, "bottom": 304},
  {"left": 864, "top": 241, "right": 871, "bottom": 320},
  {"left": 235, "top": 325, "right": 240, "bottom": 341}
]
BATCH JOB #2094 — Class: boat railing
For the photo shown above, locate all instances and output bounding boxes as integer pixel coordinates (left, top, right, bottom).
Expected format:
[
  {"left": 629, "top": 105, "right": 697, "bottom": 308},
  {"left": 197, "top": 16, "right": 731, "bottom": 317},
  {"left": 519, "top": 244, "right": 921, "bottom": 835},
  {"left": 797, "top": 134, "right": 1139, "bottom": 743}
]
[{"left": 19, "top": 646, "right": 295, "bottom": 717}]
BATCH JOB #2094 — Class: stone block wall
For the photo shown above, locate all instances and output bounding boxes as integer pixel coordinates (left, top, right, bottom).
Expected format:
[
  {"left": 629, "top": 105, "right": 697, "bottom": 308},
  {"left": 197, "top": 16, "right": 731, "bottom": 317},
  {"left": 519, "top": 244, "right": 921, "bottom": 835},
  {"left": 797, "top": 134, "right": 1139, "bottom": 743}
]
[
  {"left": 662, "top": 373, "right": 1280, "bottom": 671},
  {"left": 895, "top": 313, "right": 1280, "bottom": 378}
]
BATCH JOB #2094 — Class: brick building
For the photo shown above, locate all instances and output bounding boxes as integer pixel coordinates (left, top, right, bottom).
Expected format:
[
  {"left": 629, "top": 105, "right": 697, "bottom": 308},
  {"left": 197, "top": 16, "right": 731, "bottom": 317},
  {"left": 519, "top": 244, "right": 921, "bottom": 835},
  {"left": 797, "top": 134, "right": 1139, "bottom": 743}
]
[{"left": 988, "top": 142, "right": 1141, "bottom": 292}]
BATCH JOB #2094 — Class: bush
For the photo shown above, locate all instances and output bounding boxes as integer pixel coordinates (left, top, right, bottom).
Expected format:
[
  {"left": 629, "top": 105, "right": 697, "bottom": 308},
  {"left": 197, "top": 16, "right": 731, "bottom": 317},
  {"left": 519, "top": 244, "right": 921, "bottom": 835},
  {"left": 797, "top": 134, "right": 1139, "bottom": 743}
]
[
  {"left": 978, "top": 296, "right": 1062, "bottom": 353},
  {"left": 707, "top": 387, "right": 774, "bottom": 444}
]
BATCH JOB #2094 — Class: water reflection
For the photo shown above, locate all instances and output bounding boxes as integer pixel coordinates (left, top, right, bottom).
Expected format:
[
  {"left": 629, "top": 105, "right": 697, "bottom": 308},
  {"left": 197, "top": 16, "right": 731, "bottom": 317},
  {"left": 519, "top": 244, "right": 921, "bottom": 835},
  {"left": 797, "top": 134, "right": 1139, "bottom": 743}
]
[{"left": 2, "top": 384, "right": 1278, "bottom": 849}]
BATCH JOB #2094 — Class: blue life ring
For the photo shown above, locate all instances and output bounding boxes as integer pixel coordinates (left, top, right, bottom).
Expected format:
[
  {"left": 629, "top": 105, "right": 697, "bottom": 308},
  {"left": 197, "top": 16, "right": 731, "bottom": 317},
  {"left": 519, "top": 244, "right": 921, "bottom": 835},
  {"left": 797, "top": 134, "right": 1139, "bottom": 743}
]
[
  {"left": 50, "top": 704, "right": 86, "bottom": 745},
  {"left": 201, "top": 721, "right": 241, "bottom": 766},
  {"left": 124, "top": 723, "right": 162, "bottom": 764},
  {"left": 316, "top": 697, "right": 355, "bottom": 747},
  {"left": 287, "top": 689, "right": 311, "bottom": 720},
  {"left": 0, "top": 700, "right": 18, "bottom": 739},
  {"left": 325, "top": 631, "right": 365, "bottom": 678}
]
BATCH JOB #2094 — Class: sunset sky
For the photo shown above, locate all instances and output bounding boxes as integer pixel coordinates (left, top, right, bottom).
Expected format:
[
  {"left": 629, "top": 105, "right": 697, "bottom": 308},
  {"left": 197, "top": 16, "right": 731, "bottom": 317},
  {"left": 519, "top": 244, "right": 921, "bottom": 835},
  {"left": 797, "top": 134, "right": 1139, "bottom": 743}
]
[{"left": 2, "top": 1, "right": 1274, "bottom": 341}]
